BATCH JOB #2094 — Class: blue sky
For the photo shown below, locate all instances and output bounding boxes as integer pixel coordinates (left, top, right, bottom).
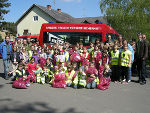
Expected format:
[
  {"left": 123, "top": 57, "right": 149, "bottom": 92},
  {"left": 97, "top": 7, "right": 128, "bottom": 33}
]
[{"left": 3, "top": 0, "right": 103, "bottom": 22}]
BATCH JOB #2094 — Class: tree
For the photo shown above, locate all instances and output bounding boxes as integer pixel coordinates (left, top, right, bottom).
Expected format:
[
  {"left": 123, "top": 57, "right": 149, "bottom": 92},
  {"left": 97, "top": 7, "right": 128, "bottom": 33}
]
[
  {"left": 0, "top": 0, "right": 11, "bottom": 20},
  {"left": 0, "top": 21, "right": 17, "bottom": 36},
  {"left": 100, "top": 0, "right": 150, "bottom": 41}
]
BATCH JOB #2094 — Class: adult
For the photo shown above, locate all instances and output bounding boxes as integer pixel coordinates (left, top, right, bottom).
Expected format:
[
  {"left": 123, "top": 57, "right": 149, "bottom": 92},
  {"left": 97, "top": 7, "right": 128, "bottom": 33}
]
[
  {"left": 105, "top": 35, "right": 113, "bottom": 45},
  {"left": 118, "top": 35, "right": 123, "bottom": 48},
  {"left": 0, "top": 36, "right": 12, "bottom": 79},
  {"left": 142, "top": 34, "right": 149, "bottom": 78},
  {"left": 26, "top": 37, "right": 32, "bottom": 51},
  {"left": 10, "top": 46, "right": 20, "bottom": 78},
  {"left": 15, "top": 39, "right": 22, "bottom": 52},
  {"left": 136, "top": 33, "right": 148, "bottom": 85},
  {"left": 22, "top": 39, "right": 28, "bottom": 50}
]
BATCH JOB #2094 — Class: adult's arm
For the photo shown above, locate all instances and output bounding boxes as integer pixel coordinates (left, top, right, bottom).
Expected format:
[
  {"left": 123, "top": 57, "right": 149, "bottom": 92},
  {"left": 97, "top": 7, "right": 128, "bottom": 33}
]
[{"left": 143, "top": 40, "right": 148, "bottom": 60}]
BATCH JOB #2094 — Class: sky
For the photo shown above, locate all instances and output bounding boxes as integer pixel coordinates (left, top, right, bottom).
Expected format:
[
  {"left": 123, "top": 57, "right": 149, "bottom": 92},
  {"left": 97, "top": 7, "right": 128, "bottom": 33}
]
[{"left": 3, "top": 0, "right": 103, "bottom": 22}]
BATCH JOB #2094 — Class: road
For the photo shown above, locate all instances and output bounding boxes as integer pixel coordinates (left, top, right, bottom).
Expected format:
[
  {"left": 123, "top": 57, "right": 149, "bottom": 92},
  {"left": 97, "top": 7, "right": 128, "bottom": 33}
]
[{"left": 0, "top": 59, "right": 150, "bottom": 113}]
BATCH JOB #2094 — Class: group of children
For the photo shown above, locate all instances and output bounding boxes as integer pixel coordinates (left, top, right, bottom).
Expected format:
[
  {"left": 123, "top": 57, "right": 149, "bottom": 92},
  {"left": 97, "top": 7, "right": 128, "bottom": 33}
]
[{"left": 10, "top": 38, "right": 132, "bottom": 89}]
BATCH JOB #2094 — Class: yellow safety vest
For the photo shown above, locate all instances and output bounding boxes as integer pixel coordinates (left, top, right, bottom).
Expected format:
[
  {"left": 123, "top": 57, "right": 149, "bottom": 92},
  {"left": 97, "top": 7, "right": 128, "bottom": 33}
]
[
  {"left": 63, "top": 51, "right": 70, "bottom": 62},
  {"left": 120, "top": 50, "right": 131, "bottom": 67},
  {"left": 110, "top": 50, "right": 120, "bottom": 66},
  {"left": 73, "top": 72, "right": 87, "bottom": 87},
  {"left": 15, "top": 69, "right": 25, "bottom": 80},
  {"left": 65, "top": 70, "right": 75, "bottom": 84}
]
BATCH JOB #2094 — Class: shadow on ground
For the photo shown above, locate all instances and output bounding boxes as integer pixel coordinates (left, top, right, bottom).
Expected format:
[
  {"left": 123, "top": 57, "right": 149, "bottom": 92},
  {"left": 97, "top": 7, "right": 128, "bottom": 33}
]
[
  {"left": 0, "top": 73, "right": 4, "bottom": 78},
  {"left": 0, "top": 99, "right": 84, "bottom": 113}
]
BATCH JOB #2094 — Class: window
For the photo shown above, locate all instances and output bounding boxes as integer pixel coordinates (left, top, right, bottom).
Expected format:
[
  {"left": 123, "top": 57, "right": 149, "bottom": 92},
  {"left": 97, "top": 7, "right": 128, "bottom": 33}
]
[
  {"left": 43, "top": 32, "right": 102, "bottom": 46},
  {"left": 106, "top": 33, "right": 119, "bottom": 41},
  {"left": 33, "top": 16, "right": 38, "bottom": 21}
]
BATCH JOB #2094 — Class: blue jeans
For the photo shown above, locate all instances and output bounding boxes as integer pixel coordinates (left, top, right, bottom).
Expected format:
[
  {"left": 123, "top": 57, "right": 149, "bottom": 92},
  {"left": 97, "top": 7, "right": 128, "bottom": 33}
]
[
  {"left": 86, "top": 81, "right": 96, "bottom": 89},
  {"left": 73, "top": 85, "right": 77, "bottom": 89},
  {"left": 3, "top": 59, "right": 10, "bottom": 78},
  {"left": 67, "top": 83, "right": 72, "bottom": 87}
]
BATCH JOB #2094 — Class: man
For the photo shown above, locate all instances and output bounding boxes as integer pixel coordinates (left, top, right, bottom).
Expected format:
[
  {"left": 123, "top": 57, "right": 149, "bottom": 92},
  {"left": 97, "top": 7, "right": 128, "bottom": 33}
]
[
  {"left": 118, "top": 35, "right": 123, "bottom": 48},
  {"left": 105, "top": 35, "right": 113, "bottom": 45},
  {"left": 0, "top": 36, "right": 12, "bottom": 80},
  {"left": 26, "top": 37, "right": 32, "bottom": 51},
  {"left": 136, "top": 33, "right": 148, "bottom": 85}
]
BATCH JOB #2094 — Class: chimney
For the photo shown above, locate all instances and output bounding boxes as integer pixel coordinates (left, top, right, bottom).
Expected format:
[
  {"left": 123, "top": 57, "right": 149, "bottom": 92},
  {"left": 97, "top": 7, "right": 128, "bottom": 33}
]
[
  {"left": 47, "top": 5, "right": 52, "bottom": 10},
  {"left": 57, "top": 8, "right": 61, "bottom": 13}
]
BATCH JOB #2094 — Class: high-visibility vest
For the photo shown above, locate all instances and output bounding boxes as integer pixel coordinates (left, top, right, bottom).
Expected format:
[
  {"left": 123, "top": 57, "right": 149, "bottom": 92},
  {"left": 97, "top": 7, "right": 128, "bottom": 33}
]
[
  {"left": 120, "top": 50, "right": 131, "bottom": 67},
  {"left": 28, "top": 51, "right": 33, "bottom": 59},
  {"left": 63, "top": 51, "right": 70, "bottom": 62},
  {"left": 15, "top": 69, "right": 25, "bottom": 80},
  {"left": 56, "top": 55, "right": 66, "bottom": 63},
  {"left": 35, "top": 68, "right": 42, "bottom": 77},
  {"left": 65, "top": 70, "right": 75, "bottom": 84},
  {"left": 73, "top": 72, "right": 87, "bottom": 87},
  {"left": 110, "top": 50, "right": 120, "bottom": 65}
]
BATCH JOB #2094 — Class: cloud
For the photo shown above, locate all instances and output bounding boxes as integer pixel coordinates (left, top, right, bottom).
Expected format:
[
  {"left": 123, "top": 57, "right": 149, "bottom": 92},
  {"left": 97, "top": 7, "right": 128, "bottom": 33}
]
[{"left": 61, "top": 0, "right": 81, "bottom": 3}]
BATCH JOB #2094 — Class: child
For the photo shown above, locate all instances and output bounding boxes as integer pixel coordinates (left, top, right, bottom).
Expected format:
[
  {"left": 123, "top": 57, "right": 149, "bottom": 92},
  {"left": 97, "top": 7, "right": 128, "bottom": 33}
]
[
  {"left": 73, "top": 68, "right": 86, "bottom": 89},
  {"left": 15, "top": 64, "right": 25, "bottom": 80},
  {"left": 110, "top": 45, "right": 120, "bottom": 82},
  {"left": 20, "top": 47, "right": 29, "bottom": 63},
  {"left": 103, "top": 64, "right": 112, "bottom": 78},
  {"left": 28, "top": 45, "right": 35, "bottom": 60},
  {"left": 13, "top": 64, "right": 30, "bottom": 87},
  {"left": 24, "top": 64, "right": 31, "bottom": 87},
  {"left": 47, "top": 49, "right": 53, "bottom": 60},
  {"left": 34, "top": 63, "right": 43, "bottom": 84},
  {"left": 32, "top": 51, "right": 40, "bottom": 64},
  {"left": 28, "top": 57, "right": 37, "bottom": 73},
  {"left": 80, "top": 47, "right": 90, "bottom": 60},
  {"left": 93, "top": 46, "right": 102, "bottom": 69},
  {"left": 39, "top": 48, "right": 47, "bottom": 59},
  {"left": 86, "top": 62, "right": 98, "bottom": 89},
  {"left": 97, "top": 64, "right": 111, "bottom": 90},
  {"left": 100, "top": 50, "right": 109, "bottom": 66},
  {"left": 120, "top": 44, "right": 131, "bottom": 84},
  {"left": 56, "top": 49, "right": 66, "bottom": 66},
  {"left": 65, "top": 65, "right": 76, "bottom": 87},
  {"left": 42, "top": 65, "right": 52, "bottom": 84},
  {"left": 52, "top": 66, "right": 66, "bottom": 88},
  {"left": 46, "top": 58, "right": 54, "bottom": 71},
  {"left": 63, "top": 47, "right": 70, "bottom": 62},
  {"left": 79, "top": 43, "right": 83, "bottom": 53}
]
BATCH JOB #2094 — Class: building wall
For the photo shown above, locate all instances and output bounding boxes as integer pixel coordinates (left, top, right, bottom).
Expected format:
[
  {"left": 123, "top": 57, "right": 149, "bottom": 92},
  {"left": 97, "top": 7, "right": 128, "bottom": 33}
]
[{"left": 17, "top": 7, "right": 56, "bottom": 36}]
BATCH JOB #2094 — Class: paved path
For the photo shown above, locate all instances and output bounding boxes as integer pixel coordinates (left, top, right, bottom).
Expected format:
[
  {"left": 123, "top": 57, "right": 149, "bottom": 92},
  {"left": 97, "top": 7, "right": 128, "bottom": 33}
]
[{"left": 0, "top": 60, "right": 150, "bottom": 113}]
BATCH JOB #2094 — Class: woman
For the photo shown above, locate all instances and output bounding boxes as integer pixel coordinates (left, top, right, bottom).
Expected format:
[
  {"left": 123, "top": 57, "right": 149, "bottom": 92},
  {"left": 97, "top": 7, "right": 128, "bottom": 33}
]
[{"left": 9, "top": 46, "right": 21, "bottom": 78}]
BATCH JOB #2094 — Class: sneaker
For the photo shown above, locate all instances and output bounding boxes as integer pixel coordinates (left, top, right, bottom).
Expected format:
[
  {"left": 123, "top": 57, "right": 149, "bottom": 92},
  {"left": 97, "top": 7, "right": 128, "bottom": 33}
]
[
  {"left": 140, "top": 82, "right": 145, "bottom": 85},
  {"left": 143, "top": 81, "right": 146, "bottom": 84},
  {"left": 123, "top": 79, "right": 126, "bottom": 82},
  {"left": 26, "top": 83, "right": 30, "bottom": 87},
  {"left": 127, "top": 80, "right": 131, "bottom": 83},
  {"left": 5, "top": 77, "right": 10, "bottom": 80}
]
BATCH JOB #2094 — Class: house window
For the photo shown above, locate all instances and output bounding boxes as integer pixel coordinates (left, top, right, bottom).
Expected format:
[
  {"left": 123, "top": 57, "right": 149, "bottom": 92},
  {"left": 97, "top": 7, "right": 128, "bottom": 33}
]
[{"left": 33, "top": 16, "right": 38, "bottom": 21}]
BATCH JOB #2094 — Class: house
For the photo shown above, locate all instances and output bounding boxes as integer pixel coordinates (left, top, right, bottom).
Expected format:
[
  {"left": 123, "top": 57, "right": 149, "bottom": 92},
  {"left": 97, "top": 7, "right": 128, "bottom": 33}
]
[{"left": 16, "top": 4, "right": 107, "bottom": 36}]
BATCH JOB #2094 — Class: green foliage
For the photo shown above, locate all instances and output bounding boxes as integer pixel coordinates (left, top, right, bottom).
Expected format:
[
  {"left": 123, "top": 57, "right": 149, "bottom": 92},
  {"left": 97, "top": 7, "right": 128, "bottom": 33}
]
[
  {"left": 100, "top": 0, "right": 150, "bottom": 41},
  {"left": 0, "top": 0, "right": 11, "bottom": 20},
  {"left": 0, "top": 21, "right": 17, "bottom": 36}
]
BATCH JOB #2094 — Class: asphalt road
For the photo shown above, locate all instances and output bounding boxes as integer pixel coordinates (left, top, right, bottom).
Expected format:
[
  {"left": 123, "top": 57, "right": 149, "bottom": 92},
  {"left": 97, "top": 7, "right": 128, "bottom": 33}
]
[{"left": 0, "top": 59, "right": 150, "bottom": 113}]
